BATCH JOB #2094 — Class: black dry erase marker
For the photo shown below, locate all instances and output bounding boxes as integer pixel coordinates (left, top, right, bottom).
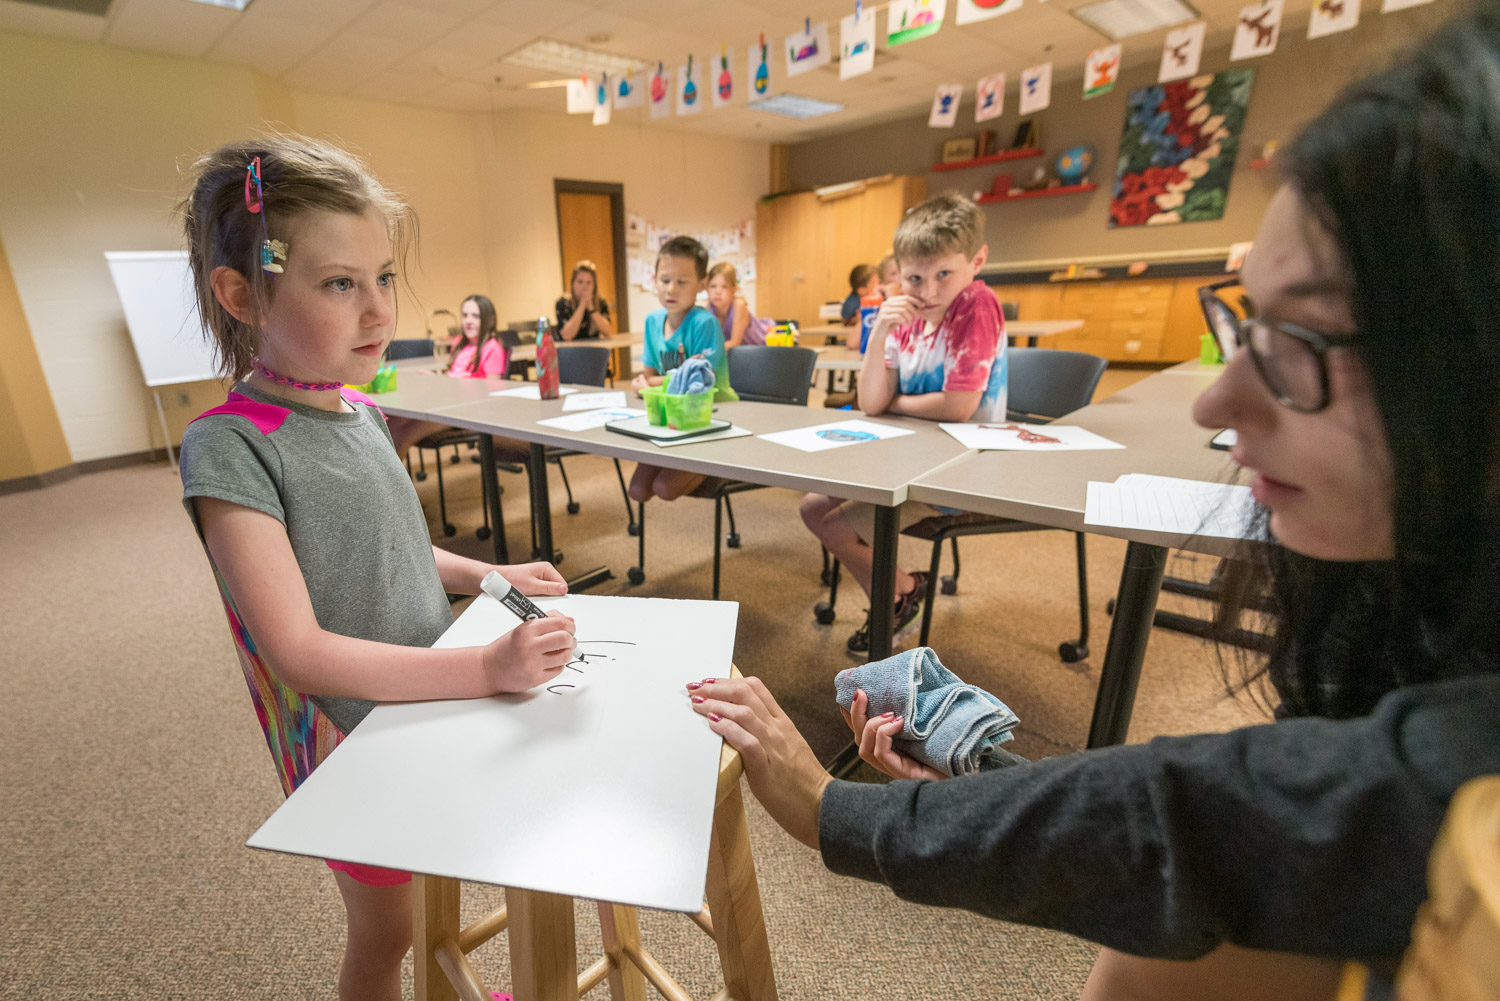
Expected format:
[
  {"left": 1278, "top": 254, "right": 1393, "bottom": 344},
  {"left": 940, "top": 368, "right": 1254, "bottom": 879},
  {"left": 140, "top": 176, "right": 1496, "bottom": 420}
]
[{"left": 480, "top": 571, "right": 547, "bottom": 622}]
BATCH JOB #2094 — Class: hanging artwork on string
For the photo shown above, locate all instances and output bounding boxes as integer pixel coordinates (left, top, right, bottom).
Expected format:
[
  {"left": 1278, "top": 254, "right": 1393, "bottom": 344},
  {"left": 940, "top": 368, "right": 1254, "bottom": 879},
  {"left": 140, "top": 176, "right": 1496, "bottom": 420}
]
[
  {"left": 713, "top": 47, "right": 735, "bottom": 108},
  {"left": 840, "top": 7, "right": 877, "bottom": 79},
  {"left": 1110, "top": 69, "right": 1255, "bottom": 228},
  {"left": 1084, "top": 44, "right": 1121, "bottom": 99},
  {"left": 748, "top": 33, "right": 773, "bottom": 100},
  {"left": 593, "top": 74, "right": 612, "bottom": 125},
  {"left": 615, "top": 71, "right": 646, "bottom": 110},
  {"left": 786, "top": 20, "right": 832, "bottom": 77},
  {"left": 650, "top": 63, "right": 670, "bottom": 119},
  {"left": 566, "top": 76, "right": 594, "bottom": 114},
  {"left": 956, "top": 0, "right": 1022, "bottom": 24},
  {"left": 1158, "top": 22, "right": 1206, "bottom": 82},
  {"left": 929, "top": 83, "right": 963, "bottom": 127},
  {"left": 1231, "top": 0, "right": 1282, "bottom": 60},
  {"left": 975, "top": 72, "right": 1004, "bottom": 122},
  {"left": 1308, "top": 0, "right": 1360, "bottom": 36},
  {"left": 888, "top": 0, "right": 946, "bottom": 46},
  {"left": 676, "top": 55, "right": 704, "bottom": 115},
  {"left": 1018, "top": 62, "right": 1052, "bottom": 115}
]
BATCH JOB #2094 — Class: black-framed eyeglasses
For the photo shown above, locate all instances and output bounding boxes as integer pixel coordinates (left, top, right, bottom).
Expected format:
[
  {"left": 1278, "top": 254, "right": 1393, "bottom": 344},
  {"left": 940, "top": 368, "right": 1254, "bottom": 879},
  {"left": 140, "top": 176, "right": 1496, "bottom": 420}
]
[{"left": 1198, "top": 280, "right": 1359, "bottom": 414}]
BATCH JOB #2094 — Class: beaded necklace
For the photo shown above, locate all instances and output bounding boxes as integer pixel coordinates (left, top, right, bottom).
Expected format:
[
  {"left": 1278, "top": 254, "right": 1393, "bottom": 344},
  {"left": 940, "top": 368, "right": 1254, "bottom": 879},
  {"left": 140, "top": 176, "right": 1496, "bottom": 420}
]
[{"left": 251, "top": 356, "right": 344, "bottom": 392}]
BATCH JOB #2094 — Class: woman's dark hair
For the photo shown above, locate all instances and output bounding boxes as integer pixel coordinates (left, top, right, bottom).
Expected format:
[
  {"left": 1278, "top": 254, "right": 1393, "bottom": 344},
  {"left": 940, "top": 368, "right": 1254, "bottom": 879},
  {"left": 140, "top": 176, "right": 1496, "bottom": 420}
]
[
  {"left": 848, "top": 263, "right": 875, "bottom": 294},
  {"left": 453, "top": 294, "right": 499, "bottom": 375},
  {"left": 568, "top": 260, "right": 607, "bottom": 312},
  {"left": 1252, "top": 2, "right": 1500, "bottom": 718}
]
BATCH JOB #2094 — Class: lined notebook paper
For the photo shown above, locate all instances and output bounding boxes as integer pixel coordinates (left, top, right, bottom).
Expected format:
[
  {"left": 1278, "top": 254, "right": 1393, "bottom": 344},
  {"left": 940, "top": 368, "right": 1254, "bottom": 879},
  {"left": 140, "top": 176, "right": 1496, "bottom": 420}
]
[{"left": 1085, "top": 474, "right": 1256, "bottom": 539}]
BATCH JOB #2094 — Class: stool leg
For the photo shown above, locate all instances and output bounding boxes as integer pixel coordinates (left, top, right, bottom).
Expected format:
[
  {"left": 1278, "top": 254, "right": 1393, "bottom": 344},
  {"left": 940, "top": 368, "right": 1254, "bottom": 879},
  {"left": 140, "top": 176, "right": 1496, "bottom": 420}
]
[
  {"left": 919, "top": 538, "right": 943, "bottom": 648},
  {"left": 597, "top": 902, "right": 648, "bottom": 1001},
  {"left": 507, "top": 888, "right": 580, "bottom": 1001},
  {"left": 413, "top": 874, "right": 464, "bottom": 1001},
  {"left": 705, "top": 781, "right": 779, "bottom": 1001}
]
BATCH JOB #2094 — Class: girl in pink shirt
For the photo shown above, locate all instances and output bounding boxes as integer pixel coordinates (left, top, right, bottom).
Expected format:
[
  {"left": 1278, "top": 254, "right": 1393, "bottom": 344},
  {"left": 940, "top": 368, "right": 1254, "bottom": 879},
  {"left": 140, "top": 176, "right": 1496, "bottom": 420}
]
[{"left": 446, "top": 294, "right": 507, "bottom": 378}]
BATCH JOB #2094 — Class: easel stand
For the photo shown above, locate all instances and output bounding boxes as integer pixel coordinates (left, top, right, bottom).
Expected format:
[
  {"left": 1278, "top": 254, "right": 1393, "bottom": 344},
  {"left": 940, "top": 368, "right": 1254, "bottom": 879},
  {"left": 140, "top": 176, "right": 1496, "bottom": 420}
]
[{"left": 414, "top": 725, "right": 777, "bottom": 1001}]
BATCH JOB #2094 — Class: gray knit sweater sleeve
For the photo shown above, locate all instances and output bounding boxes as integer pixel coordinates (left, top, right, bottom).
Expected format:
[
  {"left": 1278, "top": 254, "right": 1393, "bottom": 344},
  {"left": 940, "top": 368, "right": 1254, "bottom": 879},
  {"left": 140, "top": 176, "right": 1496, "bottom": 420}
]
[{"left": 818, "top": 673, "right": 1500, "bottom": 962}]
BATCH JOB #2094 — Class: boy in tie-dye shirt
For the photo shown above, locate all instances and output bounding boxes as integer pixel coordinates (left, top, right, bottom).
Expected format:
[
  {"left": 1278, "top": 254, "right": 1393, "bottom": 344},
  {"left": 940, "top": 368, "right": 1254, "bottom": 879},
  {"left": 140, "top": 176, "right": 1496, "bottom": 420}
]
[{"left": 801, "top": 193, "right": 1006, "bottom": 655}]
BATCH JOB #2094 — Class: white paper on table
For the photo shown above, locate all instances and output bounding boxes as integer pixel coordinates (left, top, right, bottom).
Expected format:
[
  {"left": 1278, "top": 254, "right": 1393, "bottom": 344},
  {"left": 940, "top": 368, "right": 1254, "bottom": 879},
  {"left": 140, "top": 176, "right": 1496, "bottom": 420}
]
[
  {"left": 939, "top": 422, "right": 1125, "bottom": 451},
  {"left": 652, "top": 425, "right": 753, "bottom": 447},
  {"left": 1084, "top": 474, "right": 1257, "bottom": 540},
  {"left": 247, "top": 593, "right": 736, "bottom": 913},
  {"left": 490, "top": 385, "right": 579, "bottom": 399},
  {"left": 758, "top": 419, "right": 916, "bottom": 453},
  {"left": 562, "top": 391, "right": 628, "bottom": 411},
  {"left": 537, "top": 407, "right": 646, "bottom": 432}
]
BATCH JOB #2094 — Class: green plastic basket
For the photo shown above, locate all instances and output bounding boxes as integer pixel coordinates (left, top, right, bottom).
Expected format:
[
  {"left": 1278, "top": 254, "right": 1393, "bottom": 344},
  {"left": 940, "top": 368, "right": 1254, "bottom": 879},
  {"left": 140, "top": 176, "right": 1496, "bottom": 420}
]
[
  {"left": 642, "top": 386, "right": 668, "bottom": 426},
  {"left": 663, "top": 389, "right": 714, "bottom": 430}
]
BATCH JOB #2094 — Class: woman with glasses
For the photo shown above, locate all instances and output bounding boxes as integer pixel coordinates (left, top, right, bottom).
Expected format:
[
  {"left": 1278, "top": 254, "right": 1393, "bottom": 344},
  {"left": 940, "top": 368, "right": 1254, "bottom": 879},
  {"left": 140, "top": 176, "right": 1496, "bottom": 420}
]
[{"left": 683, "top": 8, "right": 1500, "bottom": 999}]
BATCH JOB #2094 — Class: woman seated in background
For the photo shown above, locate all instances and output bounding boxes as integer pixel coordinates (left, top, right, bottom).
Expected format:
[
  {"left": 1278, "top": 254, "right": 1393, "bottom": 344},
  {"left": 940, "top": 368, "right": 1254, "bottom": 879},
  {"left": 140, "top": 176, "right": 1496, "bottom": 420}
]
[
  {"left": 388, "top": 293, "right": 510, "bottom": 458},
  {"left": 555, "top": 260, "right": 614, "bottom": 341},
  {"left": 686, "top": 7, "right": 1500, "bottom": 999}
]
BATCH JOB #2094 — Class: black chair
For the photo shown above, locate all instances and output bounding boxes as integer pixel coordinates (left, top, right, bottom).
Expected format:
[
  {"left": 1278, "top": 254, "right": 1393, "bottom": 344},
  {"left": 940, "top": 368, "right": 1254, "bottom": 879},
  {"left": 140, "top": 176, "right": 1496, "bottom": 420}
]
[
  {"left": 817, "top": 347, "right": 1108, "bottom": 662},
  {"left": 626, "top": 347, "right": 819, "bottom": 600},
  {"left": 499, "top": 328, "right": 532, "bottom": 380},
  {"left": 548, "top": 344, "right": 634, "bottom": 527},
  {"left": 1001, "top": 301, "right": 1019, "bottom": 322},
  {"left": 385, "top": 338, "right": 435, "bottom": 361}
]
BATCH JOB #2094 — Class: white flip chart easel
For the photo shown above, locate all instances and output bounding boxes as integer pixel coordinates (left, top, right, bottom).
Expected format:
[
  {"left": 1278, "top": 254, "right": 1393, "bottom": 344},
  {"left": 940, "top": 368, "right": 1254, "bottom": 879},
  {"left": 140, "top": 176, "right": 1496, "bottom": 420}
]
[{"left": 246, "top": 593, "right": 738, "bottom": 912}]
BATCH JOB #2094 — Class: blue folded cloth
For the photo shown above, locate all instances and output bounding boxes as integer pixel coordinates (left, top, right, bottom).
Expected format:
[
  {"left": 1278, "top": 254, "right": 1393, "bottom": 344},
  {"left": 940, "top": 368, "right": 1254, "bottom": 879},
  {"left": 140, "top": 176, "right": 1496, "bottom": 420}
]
[
  {"left": 834, "top": 647, "right": 1022, "bottom": 776},
  {"left": 666, "top": 356, "right": 716, "bottom": 395}
]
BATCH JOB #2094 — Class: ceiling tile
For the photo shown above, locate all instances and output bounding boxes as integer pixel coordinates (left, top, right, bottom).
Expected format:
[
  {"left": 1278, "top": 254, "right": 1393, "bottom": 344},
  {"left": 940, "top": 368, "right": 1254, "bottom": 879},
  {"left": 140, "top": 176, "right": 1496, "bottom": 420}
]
[
  {"left": 0, "top": 0, "right": 106, "bottom": 42},
  {"left": 472, "top": 0, "right": 594, "bottom": 37},
  {"left": 102, "top": 0, "right": 239, "bottom": 57},
  {"left": 351, "top": 1, "right": 459, "bottom": 44},
  {"left": 206, "top": 9, "right": 333, "bottom": 76}
]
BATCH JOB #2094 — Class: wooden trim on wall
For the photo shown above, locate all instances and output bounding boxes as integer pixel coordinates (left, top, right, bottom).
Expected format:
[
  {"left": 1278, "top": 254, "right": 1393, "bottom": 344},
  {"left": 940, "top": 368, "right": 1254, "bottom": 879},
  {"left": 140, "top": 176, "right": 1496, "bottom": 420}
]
[
  {"left": 0, "top": 447, "right": 173, "bottom": 497},
  {"left": 553, "top": 179, "right": 630, "bottom": 334}
]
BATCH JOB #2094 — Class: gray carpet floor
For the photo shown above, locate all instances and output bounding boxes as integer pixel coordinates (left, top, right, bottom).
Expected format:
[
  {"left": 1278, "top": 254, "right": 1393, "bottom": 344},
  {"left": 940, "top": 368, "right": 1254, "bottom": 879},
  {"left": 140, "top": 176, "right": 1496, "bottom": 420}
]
[{"left": 0, "top": 389, "right": 1264, "bottom": 1000}]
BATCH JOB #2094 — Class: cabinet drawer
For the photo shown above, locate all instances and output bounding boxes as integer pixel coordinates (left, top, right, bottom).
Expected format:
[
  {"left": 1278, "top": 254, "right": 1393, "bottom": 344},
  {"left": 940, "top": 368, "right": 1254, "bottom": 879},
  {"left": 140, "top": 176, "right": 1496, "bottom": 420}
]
[
  {"left": 1109, "top": 317, "right": 1168, "bottom": 340},
  {"left": 1113, "top": 336, "right": 1164, "bottom": 361},
  {"left": 1110, "top": 300, "right": 1172, "bottom": 324},
  {"left": 1115, "top": 283, "right": 1176, "bottom": 305},
  {"left": 1060, "top": 281, "right": 1118, "bottom": 304}
]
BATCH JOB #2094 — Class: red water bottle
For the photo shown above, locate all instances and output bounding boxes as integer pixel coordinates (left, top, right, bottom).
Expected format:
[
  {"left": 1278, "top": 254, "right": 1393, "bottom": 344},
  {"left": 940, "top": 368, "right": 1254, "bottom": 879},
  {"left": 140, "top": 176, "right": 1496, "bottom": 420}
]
[{"left": 536, "top": 316, "right": 560, "bottom": 400}]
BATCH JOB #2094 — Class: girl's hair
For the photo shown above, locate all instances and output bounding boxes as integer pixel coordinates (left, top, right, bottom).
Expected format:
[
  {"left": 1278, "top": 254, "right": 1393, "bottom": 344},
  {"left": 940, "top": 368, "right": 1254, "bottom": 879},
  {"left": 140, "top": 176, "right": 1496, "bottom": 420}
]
[
  {"left": 707, "top": 262, "right": 738, "bottom": 287},
  {"left": 848, "top": 264, "right": 875, "bottom": 294},
  {"left": 453, "top": 294, "right": 499, "bottom": 375},
  {"left": 877, "top": 252, "right": 897, "bottom": 278},
  {"left": 178, "top": 133, "right": 416, "bottom": 382},
  {"left": 1248, "top": 4, "right": 1500, "bottom": 718},
  {"left": 568, "top": 260, "right": 607, "bottom": 311}
]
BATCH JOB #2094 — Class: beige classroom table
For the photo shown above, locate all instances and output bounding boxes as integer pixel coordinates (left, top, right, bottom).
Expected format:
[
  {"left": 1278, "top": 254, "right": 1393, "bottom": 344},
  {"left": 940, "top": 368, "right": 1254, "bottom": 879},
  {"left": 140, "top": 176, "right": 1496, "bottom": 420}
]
[
  {"left": 375, "top": 372, "right": 972, "bottom": 666},
  {"left": 800, "top": 319, "right": 1083, "bottom": 349},
  {"left": 908, "top": 360, "right": 1243, "bottom": 747}
]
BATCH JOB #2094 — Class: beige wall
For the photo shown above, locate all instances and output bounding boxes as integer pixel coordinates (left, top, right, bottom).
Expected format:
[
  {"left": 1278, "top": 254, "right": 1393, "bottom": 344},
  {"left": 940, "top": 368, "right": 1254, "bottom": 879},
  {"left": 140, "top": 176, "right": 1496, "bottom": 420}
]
[
  {"left": 786, "top": 3, "right": 1450, "bottom": 269},
  {"left": 0, "top": 232, "right": 71, "bottom": 481},
  {"left": 0, "top": 30, "right": 767, "bottom": 466}
]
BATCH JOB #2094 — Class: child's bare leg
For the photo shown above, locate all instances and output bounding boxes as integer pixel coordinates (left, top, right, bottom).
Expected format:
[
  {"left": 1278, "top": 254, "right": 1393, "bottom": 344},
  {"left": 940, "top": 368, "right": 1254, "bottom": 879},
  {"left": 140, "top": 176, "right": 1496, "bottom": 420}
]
[
  {"left": 652, "top": 468, "right": 706, "bottom": 499},
  {"left": 332, "top": 871, "right": 412, "bottom": 1001},
  {"left": 814, "top": 504, "right": 915, "bottom": 600},
  {"left": 628, "top": 463, "right": 657, "bottom": 503}
]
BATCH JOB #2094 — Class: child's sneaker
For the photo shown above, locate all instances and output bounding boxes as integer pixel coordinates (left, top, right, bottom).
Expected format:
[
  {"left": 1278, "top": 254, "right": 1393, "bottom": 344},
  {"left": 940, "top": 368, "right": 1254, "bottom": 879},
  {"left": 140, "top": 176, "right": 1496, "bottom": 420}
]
[{"left": 845, "top": 572, "right": 928, "bottom": 656}]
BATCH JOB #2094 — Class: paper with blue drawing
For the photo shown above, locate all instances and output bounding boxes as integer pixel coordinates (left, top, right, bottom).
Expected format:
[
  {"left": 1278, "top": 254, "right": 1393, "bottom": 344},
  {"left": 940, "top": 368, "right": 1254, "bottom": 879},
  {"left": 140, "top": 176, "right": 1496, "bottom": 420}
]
[{"left": 246, "top": 594, "right": 738, "bottom": 912}]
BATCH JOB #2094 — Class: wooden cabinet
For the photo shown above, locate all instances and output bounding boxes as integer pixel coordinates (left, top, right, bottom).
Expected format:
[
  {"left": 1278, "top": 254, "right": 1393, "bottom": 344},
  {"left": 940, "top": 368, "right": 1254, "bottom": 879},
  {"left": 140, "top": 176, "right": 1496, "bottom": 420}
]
[
  {"left": 995, "top": 274, "right": 1219, "bottom": 363},
  {"left": 756, "top": 175, "right": 926, "bottom": 325}
]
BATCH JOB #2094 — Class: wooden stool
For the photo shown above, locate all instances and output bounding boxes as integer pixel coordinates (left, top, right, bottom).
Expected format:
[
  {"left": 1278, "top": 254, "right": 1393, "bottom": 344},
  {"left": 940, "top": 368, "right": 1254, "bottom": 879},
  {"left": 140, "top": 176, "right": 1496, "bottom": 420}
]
[{"left": 412, "top": 694, "right": 777, "bottom": 1001}]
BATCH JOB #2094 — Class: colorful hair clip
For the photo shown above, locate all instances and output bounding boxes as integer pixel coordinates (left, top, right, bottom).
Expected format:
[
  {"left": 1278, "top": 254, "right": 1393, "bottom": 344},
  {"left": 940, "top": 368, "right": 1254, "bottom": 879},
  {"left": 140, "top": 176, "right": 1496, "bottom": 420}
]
[
  {"left": 261, "top": 238, "right": 287, "bottom": 275},
  {"left": 245, "top": 156, "right": 263, "bottom": 214}
]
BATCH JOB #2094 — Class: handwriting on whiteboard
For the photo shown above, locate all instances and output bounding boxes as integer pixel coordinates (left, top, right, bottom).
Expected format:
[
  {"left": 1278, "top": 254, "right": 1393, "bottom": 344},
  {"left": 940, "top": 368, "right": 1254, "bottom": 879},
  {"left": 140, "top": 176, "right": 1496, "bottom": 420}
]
[{"left": 547, "top": 640, "right": 638, "bottom": 695}]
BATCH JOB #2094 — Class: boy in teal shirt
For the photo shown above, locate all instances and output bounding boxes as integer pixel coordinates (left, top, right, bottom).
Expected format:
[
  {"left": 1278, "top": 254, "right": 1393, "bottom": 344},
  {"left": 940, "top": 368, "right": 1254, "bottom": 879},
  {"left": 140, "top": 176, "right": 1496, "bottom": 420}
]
[{"left": 628, "top": 235, "right": 738, "bottom": 501}]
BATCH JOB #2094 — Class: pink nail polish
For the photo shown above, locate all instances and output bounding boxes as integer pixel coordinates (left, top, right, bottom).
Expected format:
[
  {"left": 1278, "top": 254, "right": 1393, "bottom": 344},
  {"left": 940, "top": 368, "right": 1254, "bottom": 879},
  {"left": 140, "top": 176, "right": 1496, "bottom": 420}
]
[
  {"left": 708, "top": 713, "right": 722, "bottom": 722},
  {"left": 692, "top": 696, "right": 706, "bottom": 704},
  {"left": 881, "top": 711, "right": 893, "bottom": 718},
  {"left": 686, "top": 682, "right": 702, "bottom": 690},
  {"left": 701, "top": 677, "right": 716, "bottom": 684}
]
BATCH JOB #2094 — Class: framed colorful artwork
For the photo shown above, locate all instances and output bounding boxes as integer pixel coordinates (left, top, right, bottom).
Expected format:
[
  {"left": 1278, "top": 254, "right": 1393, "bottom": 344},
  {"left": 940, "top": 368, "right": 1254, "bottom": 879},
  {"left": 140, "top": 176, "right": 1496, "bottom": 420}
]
[{"left": 1109, "top": 69, "right": 1255, "bottom": 228}]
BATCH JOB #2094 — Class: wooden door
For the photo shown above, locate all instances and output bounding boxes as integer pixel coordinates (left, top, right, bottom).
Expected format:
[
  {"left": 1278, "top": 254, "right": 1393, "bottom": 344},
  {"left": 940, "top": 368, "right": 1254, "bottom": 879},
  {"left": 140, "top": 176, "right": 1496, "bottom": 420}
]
[{"left": 556, "top": 191, "right": 622, "bottom": 327}]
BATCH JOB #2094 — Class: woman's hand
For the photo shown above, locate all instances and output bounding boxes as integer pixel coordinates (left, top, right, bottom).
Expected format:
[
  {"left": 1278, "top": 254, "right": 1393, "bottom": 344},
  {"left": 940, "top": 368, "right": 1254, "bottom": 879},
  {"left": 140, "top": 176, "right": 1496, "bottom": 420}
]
[
  {"left": 632, "top": 372, "right": 651, "bottom": 394},
  {"left": 840, "top": 688, "right": 946, "bottom": 781},
  {"left": 688, "top": 676, "right": 832, "bottom": 850},
  {"left": 493, "top": 561, "right": 568, "bottom": 597}
]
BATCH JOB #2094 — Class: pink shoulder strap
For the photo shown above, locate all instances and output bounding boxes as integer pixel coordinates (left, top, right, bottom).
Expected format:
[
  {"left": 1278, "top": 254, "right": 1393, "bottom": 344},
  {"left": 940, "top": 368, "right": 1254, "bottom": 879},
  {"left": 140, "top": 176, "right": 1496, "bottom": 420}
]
[
  {"left": 340, "top": 387, "right": 387, "bottom": 419},
  {"left": 190, "top": 392, "right": 292, "bottom": 435}
]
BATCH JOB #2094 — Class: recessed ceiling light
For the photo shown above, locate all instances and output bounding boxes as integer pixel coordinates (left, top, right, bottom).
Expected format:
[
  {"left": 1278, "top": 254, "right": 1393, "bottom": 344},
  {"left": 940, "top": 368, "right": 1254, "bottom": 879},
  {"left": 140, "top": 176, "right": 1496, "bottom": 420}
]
[
  {"left": 184, "top": 0, "right": 254, "bottom": 8},
  {"left": 1071, "top": 0, "right": 1198, "bottom": 40},
  {"left": 500, "top": 38, "right": 649, "bottom": 80},
  {"left": 748, "top": 94, "right": 844, "bottom": 120}
]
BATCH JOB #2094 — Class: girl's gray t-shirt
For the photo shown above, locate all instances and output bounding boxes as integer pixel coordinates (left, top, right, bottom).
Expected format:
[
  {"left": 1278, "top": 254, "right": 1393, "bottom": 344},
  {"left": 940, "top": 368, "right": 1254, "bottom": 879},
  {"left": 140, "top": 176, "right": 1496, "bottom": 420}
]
[{"left": 180, "top": 382, "right": 453, "bottom": 733}]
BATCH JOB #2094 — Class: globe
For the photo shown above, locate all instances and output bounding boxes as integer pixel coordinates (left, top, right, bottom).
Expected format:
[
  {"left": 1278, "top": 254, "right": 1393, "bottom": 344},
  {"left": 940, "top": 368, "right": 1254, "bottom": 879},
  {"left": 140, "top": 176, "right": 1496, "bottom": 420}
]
[{"left": 1056, "top": 145, "right": 1095, "bottom": 185}]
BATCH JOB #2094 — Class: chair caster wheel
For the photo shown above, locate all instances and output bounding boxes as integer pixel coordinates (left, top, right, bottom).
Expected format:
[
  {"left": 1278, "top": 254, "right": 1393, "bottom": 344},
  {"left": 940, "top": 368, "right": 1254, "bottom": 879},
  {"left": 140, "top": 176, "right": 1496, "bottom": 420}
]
[
  {"left": 449, "top": 454, "right": 461, "bottom": 465},
  {"left": 1058, "top": 641, "right": 1089, "bottom": 663},
  {"left": 814, "top": 602, "right": 836, "bottom": 625},
  {"left": 940, "top": 576, "right": 958, "bottom": 596},
  {"left": 476, "top": 526, "right": 491, "bottom": 541},
  {"left": 727, "top": 533, "right": 741, "bottom": 549},
  {"left": 442, "top": 524, "right": 456, "bottom": 537},
  {"left": 1106, "top": 599, "right": 1116, "bottom": 615},
  {"left": 566, "top": 502, "right": 580, "bottom": 515},
  {"left": 627, "top": 523, "right": 640, "bottom": 537},
  {"left": 416, "top": 471, "right": 428, "bottom": 482},
  {"left": 627, "top": 567, "right": 645, "bottom": 585}
]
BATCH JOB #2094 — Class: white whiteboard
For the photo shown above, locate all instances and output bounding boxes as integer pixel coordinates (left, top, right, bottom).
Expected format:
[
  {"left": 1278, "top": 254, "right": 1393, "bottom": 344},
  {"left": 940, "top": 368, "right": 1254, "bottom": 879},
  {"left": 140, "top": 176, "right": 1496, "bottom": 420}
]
[
  {"left": 104, "top": 251, "right": 218, "bottom": 387},
  {"left": 246, "top": 594, "right": 738, "bottom": 912}
]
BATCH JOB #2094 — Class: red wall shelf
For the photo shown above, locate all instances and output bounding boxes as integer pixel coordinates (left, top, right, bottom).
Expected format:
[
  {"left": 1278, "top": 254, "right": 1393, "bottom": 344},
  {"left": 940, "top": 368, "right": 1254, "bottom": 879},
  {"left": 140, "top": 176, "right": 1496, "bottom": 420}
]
[
  {"left": 977, "top": 182, "right": 1098, "bottom": 204},
  {"left": 931, "top": 147, "right": 1044, "bottom": 172}
]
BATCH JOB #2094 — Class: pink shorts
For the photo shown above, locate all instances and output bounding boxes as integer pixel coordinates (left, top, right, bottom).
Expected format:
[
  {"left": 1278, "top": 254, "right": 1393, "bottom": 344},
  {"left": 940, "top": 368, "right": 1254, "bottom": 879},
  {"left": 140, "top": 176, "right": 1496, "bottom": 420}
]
[{"left": 326, "top": 858, "right": 412, "bottom": 887}]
